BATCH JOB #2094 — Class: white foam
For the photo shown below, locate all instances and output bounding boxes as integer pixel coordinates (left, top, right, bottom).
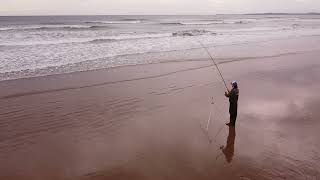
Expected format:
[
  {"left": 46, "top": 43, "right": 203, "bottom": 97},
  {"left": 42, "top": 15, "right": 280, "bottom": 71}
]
[
  {"left": 0, "top": 25, "right": 92, "bottom": 31},
  {"left": 87, "top": 20, "right": 142, "bottom": 24},
  {"left": 0, "top": 32, "right": 173, "bottom": 46},
  {"left": 1, "top": 15, "right": 320, "bottom": 81}
]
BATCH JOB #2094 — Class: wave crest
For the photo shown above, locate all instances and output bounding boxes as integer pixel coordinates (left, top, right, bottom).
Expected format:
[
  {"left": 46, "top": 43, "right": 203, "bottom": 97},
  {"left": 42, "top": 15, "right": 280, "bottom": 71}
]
[
  {"left": 160, "top": 20, "right": 250, "bottom": 26},
  {"left": 0, "top": 25, "right": 100, "bottom": 31},
  {"left": 85, "top": 20, "right": 142, "bottom": 24},
  {"left": 172, "top": 30, "right": 217, "bottom": 37}
]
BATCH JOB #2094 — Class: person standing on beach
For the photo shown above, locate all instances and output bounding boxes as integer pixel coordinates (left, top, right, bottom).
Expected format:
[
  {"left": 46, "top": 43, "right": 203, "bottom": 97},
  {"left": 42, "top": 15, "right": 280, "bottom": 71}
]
[{"left": 225, "top": 81, "right": 239, "bottom": 126}]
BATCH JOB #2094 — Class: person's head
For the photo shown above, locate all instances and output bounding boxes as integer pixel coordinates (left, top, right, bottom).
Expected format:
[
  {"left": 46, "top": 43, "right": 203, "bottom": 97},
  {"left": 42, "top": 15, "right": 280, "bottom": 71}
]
[{"left": 231, "top": 81, "right": 238, "bottom": 89}]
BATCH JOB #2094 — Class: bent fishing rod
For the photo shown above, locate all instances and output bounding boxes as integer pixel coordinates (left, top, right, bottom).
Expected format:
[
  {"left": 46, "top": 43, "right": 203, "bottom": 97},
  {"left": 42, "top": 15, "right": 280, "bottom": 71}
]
[{"left": 198, "top": 41, "right": 229, "bottom": 91}]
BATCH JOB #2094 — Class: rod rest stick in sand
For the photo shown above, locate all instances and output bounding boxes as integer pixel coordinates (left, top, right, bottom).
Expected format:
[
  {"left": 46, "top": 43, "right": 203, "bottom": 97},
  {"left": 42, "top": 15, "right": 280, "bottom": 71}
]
[{"left": 198, "top": 41, "right": 229, "bottom": 91}]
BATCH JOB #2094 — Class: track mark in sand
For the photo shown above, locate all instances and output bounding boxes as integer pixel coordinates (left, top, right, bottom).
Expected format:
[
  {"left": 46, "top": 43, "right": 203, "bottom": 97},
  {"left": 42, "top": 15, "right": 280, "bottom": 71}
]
[
  {"left": 80, "top": 152, "right": 146, "bottom": 180},
  {"left": 0, "top": 97, "right": 144, "bottom": 153},
  {"left": 240, "top": 176, "right": 252, "bottom": 180},
  {"left": 150, "top": 81, "right": 216, "bottom": 96},
  {"left": 0, "top": 109, "right": 25, "bottom": 116},
  {"left": 149, "top": 84, "right": 196, "bottom": 96},
  {"left": 0, "top": 65, "right": 213, "bottom": 100},
  {"left": 73, "top": 97, "right": 151, "bottom": 141}
]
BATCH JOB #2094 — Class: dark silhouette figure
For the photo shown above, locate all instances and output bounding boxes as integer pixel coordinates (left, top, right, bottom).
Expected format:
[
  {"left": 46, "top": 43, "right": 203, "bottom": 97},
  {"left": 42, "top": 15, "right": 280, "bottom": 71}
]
[
  {"left": 221, "top": 126, "right": 236, "bottom": 163},
  {"left": 225, "top": 81, "right": 239, "bottom": 126}
]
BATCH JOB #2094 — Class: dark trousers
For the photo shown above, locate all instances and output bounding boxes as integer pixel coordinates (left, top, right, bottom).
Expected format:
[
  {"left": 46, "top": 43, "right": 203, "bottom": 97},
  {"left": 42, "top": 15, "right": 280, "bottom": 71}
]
[
  {"left": 229, "top": 111, "right": 237, "bottom": 126},
  {"left": 229, "top": 103, "right": 238, "bottom": 126}
]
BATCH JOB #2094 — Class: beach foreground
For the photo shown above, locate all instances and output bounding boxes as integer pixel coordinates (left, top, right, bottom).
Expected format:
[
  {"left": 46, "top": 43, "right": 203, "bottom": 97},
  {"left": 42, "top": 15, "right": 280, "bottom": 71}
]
[{"left": 1, "top": 37, "right": 320, "bottom": 180}]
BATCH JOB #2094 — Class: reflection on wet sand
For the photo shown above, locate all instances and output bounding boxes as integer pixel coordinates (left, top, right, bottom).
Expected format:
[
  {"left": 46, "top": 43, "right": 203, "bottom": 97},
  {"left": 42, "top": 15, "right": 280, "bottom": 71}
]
[{"left": 221, "top": 127, "right": 236, "bottom": 163}]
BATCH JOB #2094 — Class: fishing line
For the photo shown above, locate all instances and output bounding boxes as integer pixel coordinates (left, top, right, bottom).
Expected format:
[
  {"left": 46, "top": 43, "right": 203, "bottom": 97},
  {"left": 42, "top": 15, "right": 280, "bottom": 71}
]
[
  {"left": 206, "top": 97, "right": 214, "bottom": 131},
  {"left": 200, "top": 97, "right": 215, "bottom": 143},
  {"left": 197, "top": 40, "right": 230, "bottom": 146}
]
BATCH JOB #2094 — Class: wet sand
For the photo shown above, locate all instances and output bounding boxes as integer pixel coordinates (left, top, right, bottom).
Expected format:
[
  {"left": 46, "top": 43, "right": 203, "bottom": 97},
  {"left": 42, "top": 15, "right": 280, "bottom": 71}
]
[{"left": 1, "top": 37, "right": 320, "bottom": 180}]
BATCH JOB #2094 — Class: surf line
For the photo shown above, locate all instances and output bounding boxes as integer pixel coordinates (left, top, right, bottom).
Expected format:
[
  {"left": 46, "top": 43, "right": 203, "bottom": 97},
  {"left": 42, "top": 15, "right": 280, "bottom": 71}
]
[{"left": 198, "top": 41, "right": 229, "bottom": 144}]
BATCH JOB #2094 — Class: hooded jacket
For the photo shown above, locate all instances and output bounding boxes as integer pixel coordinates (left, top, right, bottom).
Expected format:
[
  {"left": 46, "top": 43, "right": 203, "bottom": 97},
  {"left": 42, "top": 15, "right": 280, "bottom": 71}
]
[{"left": 225, "top": 88, "right": 239, "bottom": 114}]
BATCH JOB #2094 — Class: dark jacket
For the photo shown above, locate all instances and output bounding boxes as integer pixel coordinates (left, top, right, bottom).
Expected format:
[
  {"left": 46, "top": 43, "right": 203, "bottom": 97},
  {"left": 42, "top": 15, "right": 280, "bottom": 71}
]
[{"left": 225, "top": 88, "right": 239, "bottom": 114}]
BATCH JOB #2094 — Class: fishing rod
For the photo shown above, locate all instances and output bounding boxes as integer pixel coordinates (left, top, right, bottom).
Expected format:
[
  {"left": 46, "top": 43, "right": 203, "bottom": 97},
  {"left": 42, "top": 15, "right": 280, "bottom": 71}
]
[{"left": 198, "top": 41, "right": 229, "bottom": 91}]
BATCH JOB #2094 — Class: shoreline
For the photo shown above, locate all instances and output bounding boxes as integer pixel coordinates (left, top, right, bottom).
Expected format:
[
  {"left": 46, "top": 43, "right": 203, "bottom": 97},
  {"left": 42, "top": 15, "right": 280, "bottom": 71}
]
[
  {"left": 1, "top": 34, "right": 320, "bottom": 82},
  {"left": 1, "top": 47, "right": 320, "bottom": 99}
]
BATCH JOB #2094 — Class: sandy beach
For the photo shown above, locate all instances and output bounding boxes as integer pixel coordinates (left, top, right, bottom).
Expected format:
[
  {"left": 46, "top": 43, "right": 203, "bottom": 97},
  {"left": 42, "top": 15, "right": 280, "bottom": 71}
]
[{"left": 0, "top": 34, "right": 320, "bottom": 180}]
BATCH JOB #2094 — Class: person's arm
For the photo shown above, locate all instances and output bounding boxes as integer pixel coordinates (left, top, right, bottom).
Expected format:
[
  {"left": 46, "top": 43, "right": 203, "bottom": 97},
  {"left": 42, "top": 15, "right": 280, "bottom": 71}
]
[{"left": 225, "top": 90, "right": 231, "bottom": 97}]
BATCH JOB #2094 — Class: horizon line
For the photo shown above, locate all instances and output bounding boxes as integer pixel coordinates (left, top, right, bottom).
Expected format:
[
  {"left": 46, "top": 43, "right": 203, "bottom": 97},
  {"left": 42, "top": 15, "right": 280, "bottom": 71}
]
[{"left": 0, "top": 12, "right": 320, "bottom": 17}]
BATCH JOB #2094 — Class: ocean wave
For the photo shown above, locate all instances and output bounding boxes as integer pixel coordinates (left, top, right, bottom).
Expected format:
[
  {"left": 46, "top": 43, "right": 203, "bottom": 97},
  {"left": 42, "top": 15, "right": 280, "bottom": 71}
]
[
  {"left": 0, "top": 25, "right": 97, "bottom": 31},
  {"left": 0, "top": 49, "right": 207, "bottom": 82},
  {"left": 39, "top": 22, "right": 67, "bottom": 25},
  {"left": 0, "top": 33, "right": 173, "bottom": 46},
  {"left": 160, "top": 22, "right": 185, "bottom": 25},
  {"left": 86, "top": 33, "right": 172, "bottom": 43},
  {"left": 87, "top": 39, "right": 117, "bottom": 43},
  {"left": 0, "top": 29, "right": 216, "bottom": 46},
  {"left": 160, "top": 22, "right": 221, "bottom": 25},
  {"left": 82, "top": 30, "right": 215, "bottom": 43},
  {"left": 160, "top": 20, "right": 249, "bottom": 26},
  {"left": 172, "top": 30, "right": 217, "bottom": 37},
  {"left": 120, "top": 18, "right": 145, "bottom": 22},
  {"left": 88, "top": 26, "right": 110, "bottom": 29},
  {"left": 180, "top": 20, "right": 224, "bottom": 25},
  {"left": 85, "top": 20, "right": 142, "bottom": 24}
]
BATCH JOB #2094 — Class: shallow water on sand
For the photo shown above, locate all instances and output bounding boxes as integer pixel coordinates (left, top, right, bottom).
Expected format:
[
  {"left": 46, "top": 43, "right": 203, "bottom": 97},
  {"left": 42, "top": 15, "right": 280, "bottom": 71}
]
[{"left": 0, "top": 37, "right": 320, "bottom": 179}]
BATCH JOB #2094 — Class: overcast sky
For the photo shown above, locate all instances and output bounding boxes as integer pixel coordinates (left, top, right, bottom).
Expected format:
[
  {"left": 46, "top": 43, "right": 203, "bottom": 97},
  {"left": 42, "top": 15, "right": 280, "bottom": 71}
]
[{"left": 0, "top": 0, "right": 320, "bottom": 15}]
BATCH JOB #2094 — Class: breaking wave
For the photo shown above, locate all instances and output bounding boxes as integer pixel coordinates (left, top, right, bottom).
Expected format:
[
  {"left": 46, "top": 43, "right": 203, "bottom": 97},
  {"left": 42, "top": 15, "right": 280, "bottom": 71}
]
[
  {"left": 85, "top": 19, "right": 142, "bottom": 24},
  {"left": 1, "top": 29, "right": 216, "bottom": 46},
  {"left": 160, "top": 20, "right": 250, "bottom": 26},
  {"left": 172, "top": 30, "right": 217, "bottom": 36},
  {"left": 86, "top": 33, "right": 172, "bottom": 43},
  {"left": 0, "top": 25, "right": 108, "bottom": 31}
]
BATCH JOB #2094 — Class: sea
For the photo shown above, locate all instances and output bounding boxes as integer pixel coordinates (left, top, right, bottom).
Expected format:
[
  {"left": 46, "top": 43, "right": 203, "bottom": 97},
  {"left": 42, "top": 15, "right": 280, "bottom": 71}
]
[{"left": 0, "top": 15, "right": 320, "bottom": 81}]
